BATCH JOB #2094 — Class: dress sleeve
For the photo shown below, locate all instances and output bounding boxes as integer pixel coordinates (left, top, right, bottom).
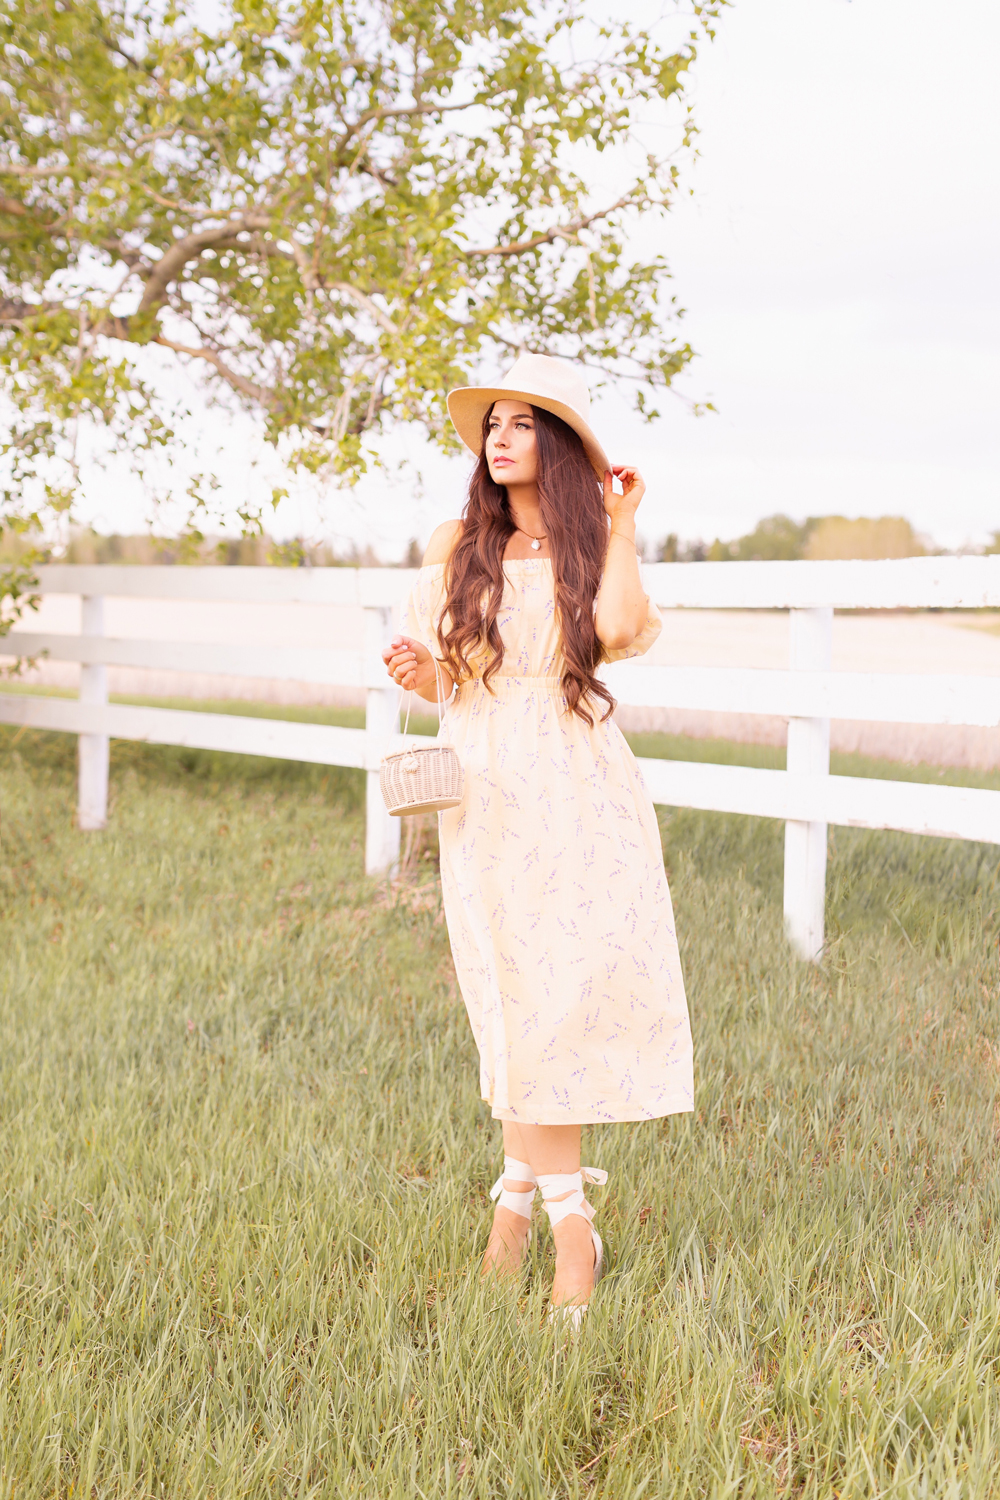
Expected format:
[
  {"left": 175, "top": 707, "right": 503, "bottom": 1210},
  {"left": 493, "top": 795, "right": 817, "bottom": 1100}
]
[
  {"left": 602, "top": 596, "right": 662, "bottom": 662},
  {"left": 399, "top": 564, "right": 446, "bottom": 652}
]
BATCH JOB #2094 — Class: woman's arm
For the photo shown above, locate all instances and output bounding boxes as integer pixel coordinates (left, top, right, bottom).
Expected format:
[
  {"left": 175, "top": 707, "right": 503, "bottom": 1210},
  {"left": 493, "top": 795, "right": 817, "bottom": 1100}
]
[
  {"left": 381, "top": 520, "right": 463, "bottom": 703},
  {"left": 593, "top": 467, "right": 649, "bottom": 652}
]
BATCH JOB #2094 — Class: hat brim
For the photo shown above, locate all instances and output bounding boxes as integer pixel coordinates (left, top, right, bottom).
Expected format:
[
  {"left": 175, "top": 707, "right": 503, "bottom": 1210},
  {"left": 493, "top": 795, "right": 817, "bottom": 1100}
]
[{"left": 446, "top": 386, "right": 611, "bottom": 479}]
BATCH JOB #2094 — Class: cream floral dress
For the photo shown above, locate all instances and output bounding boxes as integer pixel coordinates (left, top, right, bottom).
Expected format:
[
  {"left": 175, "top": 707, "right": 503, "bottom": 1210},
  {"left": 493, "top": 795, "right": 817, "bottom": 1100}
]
[{"left": 402, "top": 559, "right": 693, "bottom": 1126}]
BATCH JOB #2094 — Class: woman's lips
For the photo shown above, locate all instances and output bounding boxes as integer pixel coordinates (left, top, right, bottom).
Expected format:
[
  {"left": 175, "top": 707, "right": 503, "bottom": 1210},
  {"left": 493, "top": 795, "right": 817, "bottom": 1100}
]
[{"left": 492, "top": 457, "right": 514, "bottom": 466}]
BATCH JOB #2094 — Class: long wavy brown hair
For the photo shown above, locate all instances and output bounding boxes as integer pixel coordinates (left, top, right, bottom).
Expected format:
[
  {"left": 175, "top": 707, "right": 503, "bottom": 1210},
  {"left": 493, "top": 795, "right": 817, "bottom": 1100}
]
[{"left": 438, "top": 403, "right": 615, "bottom": 725}]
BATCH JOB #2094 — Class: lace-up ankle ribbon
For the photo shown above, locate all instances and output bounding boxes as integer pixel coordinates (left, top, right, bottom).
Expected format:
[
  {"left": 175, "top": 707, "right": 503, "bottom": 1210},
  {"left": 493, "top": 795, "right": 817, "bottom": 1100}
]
[{"left": 489, "top": 1156, "right": 539, "bottom": 1218}]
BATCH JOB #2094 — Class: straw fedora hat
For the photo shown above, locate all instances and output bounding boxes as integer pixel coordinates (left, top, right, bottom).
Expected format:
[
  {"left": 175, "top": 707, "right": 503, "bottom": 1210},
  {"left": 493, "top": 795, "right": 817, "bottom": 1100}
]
[{"left": 447, "top": 353, "right": 611, "bottom": 478}]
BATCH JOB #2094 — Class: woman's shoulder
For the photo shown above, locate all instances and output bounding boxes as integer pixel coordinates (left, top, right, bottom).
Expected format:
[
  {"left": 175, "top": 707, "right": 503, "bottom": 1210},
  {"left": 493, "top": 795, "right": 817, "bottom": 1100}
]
[{"left": 421, "top": 519, "right": 464, "bottom": 567}]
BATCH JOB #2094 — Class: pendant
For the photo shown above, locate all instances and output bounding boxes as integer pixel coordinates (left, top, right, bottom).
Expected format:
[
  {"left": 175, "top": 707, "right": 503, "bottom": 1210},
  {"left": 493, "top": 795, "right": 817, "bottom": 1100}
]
[{"left": 531, "top": 537, "right": 540, "bottom": 550}]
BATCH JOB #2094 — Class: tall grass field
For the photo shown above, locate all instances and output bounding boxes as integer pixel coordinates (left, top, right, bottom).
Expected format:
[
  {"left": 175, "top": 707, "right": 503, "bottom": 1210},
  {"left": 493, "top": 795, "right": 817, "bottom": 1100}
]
[{"left": 2, "top": 711, "right": 1000, "bottom": 1498}]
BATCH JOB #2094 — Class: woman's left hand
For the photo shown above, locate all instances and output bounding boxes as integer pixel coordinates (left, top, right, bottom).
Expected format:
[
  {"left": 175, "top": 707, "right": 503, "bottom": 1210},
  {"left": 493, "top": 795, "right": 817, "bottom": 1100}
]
[{"left": 603, "top": 466, "right": 646, "bottom": 522}]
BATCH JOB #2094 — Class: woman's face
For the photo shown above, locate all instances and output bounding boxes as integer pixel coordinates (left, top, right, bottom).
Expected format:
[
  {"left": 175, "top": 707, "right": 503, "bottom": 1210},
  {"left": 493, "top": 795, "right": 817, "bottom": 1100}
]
[{"left": 485, "top": 400, "right": 538, "bottom": 487}]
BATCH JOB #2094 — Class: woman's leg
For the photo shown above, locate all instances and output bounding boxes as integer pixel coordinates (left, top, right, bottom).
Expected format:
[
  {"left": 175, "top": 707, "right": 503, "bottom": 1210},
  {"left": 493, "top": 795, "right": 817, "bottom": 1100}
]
[
  {"left": 514, "top": 1124, "right": 598, "bottom": 1309},
  {"left": 481, "top": 1121, "right": 537, "bottom": 1277}
]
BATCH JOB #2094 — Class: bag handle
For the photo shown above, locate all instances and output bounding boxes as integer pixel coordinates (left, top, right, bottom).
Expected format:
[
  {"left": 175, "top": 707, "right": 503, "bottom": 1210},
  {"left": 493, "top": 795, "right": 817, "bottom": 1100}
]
[{"left": 399, "top": 652, "right": 452, "bottom": 743}]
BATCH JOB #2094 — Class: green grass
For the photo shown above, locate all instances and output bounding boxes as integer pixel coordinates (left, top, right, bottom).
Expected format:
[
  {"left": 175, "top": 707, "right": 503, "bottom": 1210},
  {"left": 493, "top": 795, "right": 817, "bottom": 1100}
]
[{"left": 2, "top": 723, "right": 1000, "bottom": 1497}]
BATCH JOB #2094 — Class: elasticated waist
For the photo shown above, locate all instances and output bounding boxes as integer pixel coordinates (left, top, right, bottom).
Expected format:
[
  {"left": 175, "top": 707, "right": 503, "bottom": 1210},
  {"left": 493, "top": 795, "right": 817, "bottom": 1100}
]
[{"left": 462, "top": 675, "right": 564, "bottom": 692}]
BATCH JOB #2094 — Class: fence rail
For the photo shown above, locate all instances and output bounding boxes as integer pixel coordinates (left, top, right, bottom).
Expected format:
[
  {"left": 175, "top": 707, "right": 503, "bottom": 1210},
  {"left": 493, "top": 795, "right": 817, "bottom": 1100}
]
[
  {"left": 2, "top": 558, "right": 998, "bottom": 962},
  {"left": 21, "top": 554, "right": 1000, "bottom": 608}
]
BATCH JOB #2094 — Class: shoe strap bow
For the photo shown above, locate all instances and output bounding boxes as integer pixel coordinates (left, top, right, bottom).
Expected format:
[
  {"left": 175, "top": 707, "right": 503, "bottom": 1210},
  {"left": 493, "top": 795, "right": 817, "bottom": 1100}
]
[{"left": 538, "top": 1167, "right": 607, "bottom": 1228}]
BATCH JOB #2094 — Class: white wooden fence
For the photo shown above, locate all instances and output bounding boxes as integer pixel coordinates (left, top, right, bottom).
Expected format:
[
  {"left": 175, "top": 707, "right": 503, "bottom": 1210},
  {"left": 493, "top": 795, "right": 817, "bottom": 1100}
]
[{"left": 1, "top": 558, "right": 998, "bottom": 962}]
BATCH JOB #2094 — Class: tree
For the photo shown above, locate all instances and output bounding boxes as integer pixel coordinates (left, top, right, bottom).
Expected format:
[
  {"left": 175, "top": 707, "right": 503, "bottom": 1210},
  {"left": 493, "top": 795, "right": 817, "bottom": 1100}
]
[
  {"left": 655, "top": 532, "right": 705, "bottom": 562},
  {"left": 0, "top": 0, "right": 724, "bottom": 553},
  {"left": 0, "top": 527, "right": 38, "bottom": 657},
  {"left": 804, "top": 516, "right": 925, "bottom": 561},
  {"left": 662, "top": 512, "right": 934, "bottom": 564},
  {"left": 725, "top": 513, "right": 814, "bottom": 562},
  {"left": 680, "top": 515, "right": 814, "bottom": 563}
]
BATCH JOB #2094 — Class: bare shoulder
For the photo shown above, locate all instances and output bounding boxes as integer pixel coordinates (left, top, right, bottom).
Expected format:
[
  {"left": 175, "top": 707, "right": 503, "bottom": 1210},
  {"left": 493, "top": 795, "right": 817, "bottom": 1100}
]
[{"left": 422, "top": 519, "right": 464, "bottom": 566}]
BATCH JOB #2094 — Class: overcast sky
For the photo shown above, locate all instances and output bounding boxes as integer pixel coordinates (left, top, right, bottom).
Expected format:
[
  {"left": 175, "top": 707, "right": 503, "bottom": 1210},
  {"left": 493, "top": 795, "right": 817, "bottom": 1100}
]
[{"left": 79, "top": 0, "right": 1000, "bottom": 556}]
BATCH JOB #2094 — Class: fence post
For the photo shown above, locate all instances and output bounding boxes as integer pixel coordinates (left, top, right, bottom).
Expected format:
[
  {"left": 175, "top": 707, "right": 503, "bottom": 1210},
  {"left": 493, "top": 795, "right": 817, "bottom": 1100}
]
[
  {"left": 78, "top": 594, "right": 109, "bottom": 831},
  {"left": 783, "top": 606, "right": 833, "bottom": 961},
  {"left": 363, "top": 604, "right": 401, "bottom": 878}
]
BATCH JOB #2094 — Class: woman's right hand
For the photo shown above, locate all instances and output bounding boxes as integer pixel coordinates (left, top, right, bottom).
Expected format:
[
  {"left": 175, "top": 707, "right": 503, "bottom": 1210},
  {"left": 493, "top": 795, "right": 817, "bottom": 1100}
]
[{"left": 383, "top": 634, "right": 437, "bottom": 693}]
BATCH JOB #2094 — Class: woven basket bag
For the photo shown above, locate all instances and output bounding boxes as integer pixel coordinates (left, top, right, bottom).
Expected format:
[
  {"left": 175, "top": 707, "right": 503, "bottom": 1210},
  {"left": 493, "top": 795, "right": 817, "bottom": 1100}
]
[{"left": 380, "top": 660, "right": 464, "bottom": 817}]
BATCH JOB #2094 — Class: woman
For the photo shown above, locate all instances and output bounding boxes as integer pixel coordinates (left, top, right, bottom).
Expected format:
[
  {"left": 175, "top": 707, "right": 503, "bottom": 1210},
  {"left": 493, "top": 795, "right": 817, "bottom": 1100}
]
[{"left": 383, "top": 354, "right": 693, "bottom": 1321}]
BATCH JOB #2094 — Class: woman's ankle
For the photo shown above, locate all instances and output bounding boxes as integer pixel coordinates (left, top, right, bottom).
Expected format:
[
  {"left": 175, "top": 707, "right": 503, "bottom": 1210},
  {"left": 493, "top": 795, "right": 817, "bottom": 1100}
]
[
  {"left": 551, "top": 1211, "right": 595, "bottom": 1257},
  {"left": 503, "top": 1178, "right": 534, "bottom": 1194},
  {"left": 490, "top": 1204, "right": 532, "bottom": 1236}
]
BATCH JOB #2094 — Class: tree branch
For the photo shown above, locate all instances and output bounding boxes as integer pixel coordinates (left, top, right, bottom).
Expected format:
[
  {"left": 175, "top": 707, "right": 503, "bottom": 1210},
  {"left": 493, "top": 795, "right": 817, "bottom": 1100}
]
[
  {"left": 0, "top": 294, "right": 65, "bottom": 322},
  {"left": 101, "top": 239, "right": 146, "bottom": 268},
  {"left": 131, "top": 128, "right": 180, "bottom": 150},
  {"left": 141, "top": 186, "right": 203, "bottom": 213},
  {"left": 0, "top": 194, "right": 79, "bottom": 237},
  {"left": 329, "top": 283, "right": 399, "bottom": 336},
  {"left": 0, "top": 291, "right": 279, "bottom": 411},
  {"left": 245, "top": 239, "right": 397, "bottom": 335},
  {"left": 337, "top": 98, "right": 469, "bottom": 152},
  {"left": 152, "top": 335, "right": 276, "bottom": 407},
  {"left": 136, "top": 213, "right": 273, "bottom": 314},
  {"left": 464, "top": 193, "right": 642, "bottom": 257},
  {"left": 0, "top": 292, "right": 133, "bottom": 339},
  {"left": 0, "top": 162, "right": 69, "bottom": 180}
]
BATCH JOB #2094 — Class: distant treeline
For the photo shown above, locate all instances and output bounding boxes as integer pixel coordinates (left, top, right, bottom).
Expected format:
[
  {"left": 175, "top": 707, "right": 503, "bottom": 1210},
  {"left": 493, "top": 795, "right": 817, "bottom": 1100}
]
[
  {"left": 655, "top": 514, "right": 995, "bottom": 563},
  {"left": 0, "top": 530, "right": 424, "bottom": 569},
  {"left": 3, "top": 517, "right": 998, "bottom": 568}
]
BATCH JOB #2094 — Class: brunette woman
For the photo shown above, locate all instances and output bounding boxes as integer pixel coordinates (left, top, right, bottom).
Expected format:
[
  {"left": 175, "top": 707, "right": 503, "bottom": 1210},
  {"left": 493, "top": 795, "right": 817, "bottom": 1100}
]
[{"left": 383, "top": 354, "right": 693, "bottom": 1323}]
